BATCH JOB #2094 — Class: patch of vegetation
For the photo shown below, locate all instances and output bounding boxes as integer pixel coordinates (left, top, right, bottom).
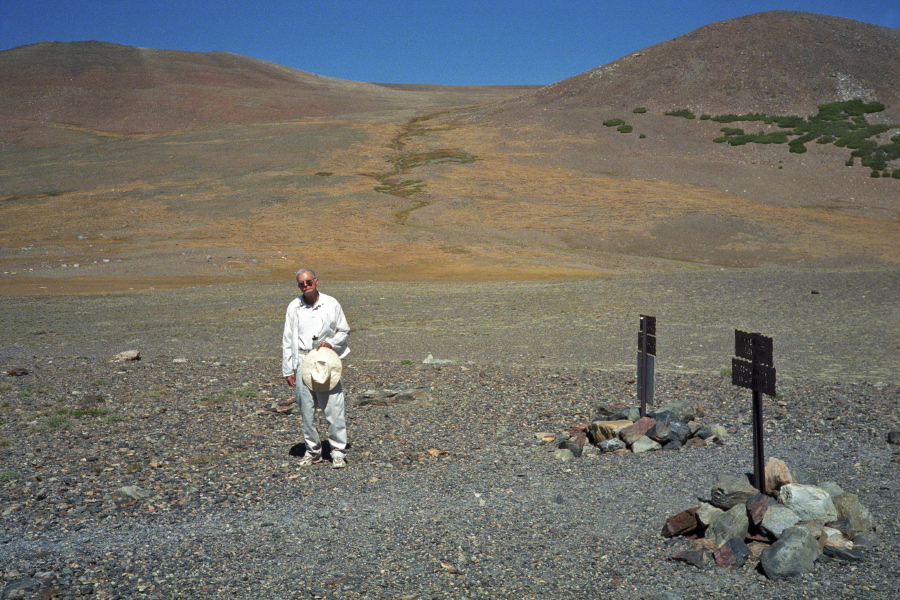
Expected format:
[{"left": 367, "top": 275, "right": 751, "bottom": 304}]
[
  {"left": 91, "top": 378, "right": 110, "bottom": 386},
  {"left": 232, "top": 387, "right": 258, "bottom": 398},
  {"left": 70, "top": 407, "right": 112, "bottom": 418},
  {"left": 44, "top": 414, "right": 70, "bottom": 429},
  {"left": 632, "top": 107, "right": 646, "bottom": 114},
  {"left": 0, "top": 438, "right": 11, "bottom": 447},
  {"left": 665, "top": 109, "right": 696, "bottom": 119},
  {"left": 707, "top": 100, "right": 899, "bottom": 174},
  {"left": 314, "top": 171, "right": 333, "bottom": 176},
  {"left": 200, "top": 394, "right": 227, "bottom": 406},
  {"left": 617, "top": 124, "right": 633, "bottom": 134},
  {"left": 374, "top": 179, "right": 426, "bottom": 197},
  {"left": 603, "top": 118, "right": 625, "bottom": 127},
  {"left": 104, "top": 414, "right": 129, "bottom": 424},
  {"left": 400, "top": 359, "right": 413, "bottom": 365},
  {"left": 0, "top": 471, "right": 21, "bottom": 483}
]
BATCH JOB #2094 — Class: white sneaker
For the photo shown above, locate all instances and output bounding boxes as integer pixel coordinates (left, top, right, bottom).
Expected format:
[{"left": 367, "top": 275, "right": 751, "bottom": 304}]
[
  {"left": 332, "top": 456, "right": 347, "bottom": 469},
  {"left": 298, "top": 454, "right": 322, "bottom": 467}
]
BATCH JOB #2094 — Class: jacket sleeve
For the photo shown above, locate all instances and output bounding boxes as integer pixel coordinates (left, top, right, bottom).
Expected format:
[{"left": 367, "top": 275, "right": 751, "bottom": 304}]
[
  {"left": 326, "top": 302, "right": 350, "bottom": 358},
  {"left": 281, "top": 302, "right": 296, "bottom": 377}
]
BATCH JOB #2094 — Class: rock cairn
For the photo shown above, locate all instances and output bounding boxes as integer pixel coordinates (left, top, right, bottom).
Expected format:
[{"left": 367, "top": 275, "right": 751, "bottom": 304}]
[
  {"left": 540, "top": 399, "right": 729, "bottom": 460},
  {"left": 663, "top": 457, "right": 879, "bottom": 578}
]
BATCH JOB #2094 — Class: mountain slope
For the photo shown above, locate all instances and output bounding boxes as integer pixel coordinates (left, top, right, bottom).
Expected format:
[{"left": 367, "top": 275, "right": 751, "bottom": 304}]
[
  {"left": 505, "top": 11, "right": 900, "bottom": 120},
  {"left": 0, "top": 41, "right": 534, "bottom": 136}
]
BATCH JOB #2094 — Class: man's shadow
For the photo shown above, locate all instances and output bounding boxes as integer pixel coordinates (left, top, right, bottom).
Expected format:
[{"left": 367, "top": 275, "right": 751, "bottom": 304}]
[{"left": 289, "top": 440, "right": 351, "bottom": 460}]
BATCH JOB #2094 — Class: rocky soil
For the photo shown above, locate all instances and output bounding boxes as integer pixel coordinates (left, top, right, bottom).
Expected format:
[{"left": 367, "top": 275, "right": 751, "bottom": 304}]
[{"left": 1, "top": 270, "right": 898, "bottom": 599}]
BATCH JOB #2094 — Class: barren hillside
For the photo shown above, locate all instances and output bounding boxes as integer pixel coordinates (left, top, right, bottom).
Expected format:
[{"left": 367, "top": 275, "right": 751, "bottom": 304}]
[
  {"left": 500, "top": 11, "right": 900, "bottom": 120},
  {"left": 0, "top": 12, "right": 897, "bottom": 295}
]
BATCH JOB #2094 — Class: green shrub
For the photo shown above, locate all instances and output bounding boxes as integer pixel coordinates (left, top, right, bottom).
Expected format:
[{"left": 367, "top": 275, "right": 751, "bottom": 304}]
[
  {"left": 639, "top": 133, "right": 647, "bottom": 139},
  {"left": 632, "top": 107, "right": 646, "bottom": 114},
  {"left": 870, "top": 170, "right": 881, "bottom": 177},
  {"left": 617, "top": 124, "right": 633, "bottom": 133},
  {"left": 665, "top": 109, "right": 696, "bottom": 119},
  {"left": 603, "top": 118, "right": 624, "bottom": 127}
]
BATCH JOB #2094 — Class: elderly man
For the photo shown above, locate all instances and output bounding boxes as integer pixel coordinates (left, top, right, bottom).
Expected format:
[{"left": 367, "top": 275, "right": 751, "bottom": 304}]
[{"left": 282, "top": 268, "right": 350, "bottom": 468}]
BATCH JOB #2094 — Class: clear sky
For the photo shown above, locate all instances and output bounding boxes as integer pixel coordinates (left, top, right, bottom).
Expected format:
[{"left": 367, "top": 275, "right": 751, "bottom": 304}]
[{"left": 1, "top": 0, "right": 897, "bottom": 85}]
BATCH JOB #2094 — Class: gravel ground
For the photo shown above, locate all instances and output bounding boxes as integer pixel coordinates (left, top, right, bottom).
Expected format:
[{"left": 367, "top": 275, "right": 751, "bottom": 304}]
[{"left": 0, "top": 269, "right": 898, "bottom": 600}]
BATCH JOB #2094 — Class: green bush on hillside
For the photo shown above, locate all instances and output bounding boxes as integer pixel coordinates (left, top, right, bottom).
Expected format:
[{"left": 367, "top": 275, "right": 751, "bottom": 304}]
[
  {"left": 603, "top": 118, "right": 624, "bottom": 127},
  {"left": 665, "top": 109, "right": 696, "bottom": 119},
  {"left": 707, "top": 100, "right": 899, "bottom": 177}
]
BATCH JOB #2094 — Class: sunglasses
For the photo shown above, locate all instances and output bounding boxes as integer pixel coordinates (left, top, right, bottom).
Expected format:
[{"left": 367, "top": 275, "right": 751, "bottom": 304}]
[{"left": 298, "top": 279, "right": 316, "bottom": 287}]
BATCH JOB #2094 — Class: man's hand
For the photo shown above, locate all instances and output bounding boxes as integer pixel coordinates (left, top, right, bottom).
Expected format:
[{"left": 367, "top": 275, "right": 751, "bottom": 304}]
[{"left": 285, "top": 374, "right": 296, "bottom": 388}]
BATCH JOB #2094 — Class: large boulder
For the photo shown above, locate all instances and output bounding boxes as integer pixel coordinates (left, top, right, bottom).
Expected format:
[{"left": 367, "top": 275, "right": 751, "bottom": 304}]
[
  {"left": 759, "top": 525, "right": 821, "bottom": 578},
  {"left": 711, "top": 475, "right": 759, "bottom": 510},
  {"left": 761, "top": 504, "right": 802, "bottom": 538},
  {"left": 650, "top": 400, "right": 697, "bottom": 423},
  {"left": 832, "top": 492, "right": 875, "bottom": 531},
  {"left": 778, "top": 484, "right": 838, "bottom": 522},
  {"left": 706, "top": 503, "right": 749, "bottom": 547}
]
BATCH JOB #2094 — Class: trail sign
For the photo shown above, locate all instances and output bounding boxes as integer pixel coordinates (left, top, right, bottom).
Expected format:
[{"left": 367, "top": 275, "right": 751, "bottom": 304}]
[
  {"left": 731, "top": 330, "right": 777, "bottom": 491},
  {"left": 637, "top": 315, "right": 657, "bottom": 418}
]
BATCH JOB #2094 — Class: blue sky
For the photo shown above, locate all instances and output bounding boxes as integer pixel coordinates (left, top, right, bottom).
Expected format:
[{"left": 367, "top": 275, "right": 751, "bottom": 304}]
[{"left": 2, "top": 0, "right": 897, "bottom": 85}]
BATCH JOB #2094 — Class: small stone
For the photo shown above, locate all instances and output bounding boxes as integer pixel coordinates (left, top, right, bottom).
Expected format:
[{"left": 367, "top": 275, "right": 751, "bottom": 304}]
[
  {"left": 713, "top": 537, "right": 750, "bottom": 568},
  {"left": 112, "top": 350, "right": 141, "bottom": 362},
  {"left": 552, "top": 448, "right": 575, "bottom": 462},
  {"left": 619, "top": 416, "right": 656, "bottom": 445},
  {"left": 696, "top": 502, "right": 724, "bottom": 528},
  {"left": 706, "top": 503, "right": 749, "bottom": 547},
  {"left": 598, "top": 438, "right": 626, "bottom": 453},
  {"left": 631, "top": 436, "right": 662, "bottom": 453},
  {"left": 764, "top": 457, "right": 793, "bottom": 495},
  {"left": 761, "top": 503, "right": 801, "bottom": 538},
  {"left": 669, "top": 548, "right": 710, "bottom": 568},
  {"left": 746, "top": 493, "right": 773, "bottom": 526},
  {"left": 586, "top": 420, "right": 633, "bottom": 444},
  {"left": 851, "top": 531, "right": 880, "bottom": 549},
  {"left": 823, "top": 545, "right": 866, "bottom": 562},
  {"left": 817, "top": 481, "right": 845, "bottom": 498},
  {"left": 651, "top": 400, "right": 697, "bottom": 423},
  {"left": 662, "top": 507, "right": 699, "bottom": 538},
  {"left": 887, "top": 431, "right": 900, "bottom": 445}
]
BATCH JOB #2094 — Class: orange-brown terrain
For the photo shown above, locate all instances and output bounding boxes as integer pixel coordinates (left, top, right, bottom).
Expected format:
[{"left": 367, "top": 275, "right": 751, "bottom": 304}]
[{"left": 0, "top": 10, "right": 897, "bottom": 295}]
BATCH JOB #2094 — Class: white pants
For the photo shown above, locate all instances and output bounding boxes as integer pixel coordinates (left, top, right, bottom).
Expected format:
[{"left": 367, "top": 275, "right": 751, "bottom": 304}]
[{"left": 295, "top": 371, "right": 347, "bottom": 459}]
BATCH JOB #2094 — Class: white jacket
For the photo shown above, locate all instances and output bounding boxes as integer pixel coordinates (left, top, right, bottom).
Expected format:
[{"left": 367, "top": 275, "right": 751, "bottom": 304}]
[{"left": 281, "top": 292, "right": 350, "bottom": 377}]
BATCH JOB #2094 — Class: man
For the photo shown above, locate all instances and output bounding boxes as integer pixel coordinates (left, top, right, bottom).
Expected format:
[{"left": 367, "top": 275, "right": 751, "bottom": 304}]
[{"left": 282, "top": 269, "right": 350, "bottom": 468}]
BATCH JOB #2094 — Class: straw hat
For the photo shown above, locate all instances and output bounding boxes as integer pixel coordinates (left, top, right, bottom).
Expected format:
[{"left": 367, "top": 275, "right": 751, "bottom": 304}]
[{"left": 301, "top": 347, "right": 343, "bottom": 392}]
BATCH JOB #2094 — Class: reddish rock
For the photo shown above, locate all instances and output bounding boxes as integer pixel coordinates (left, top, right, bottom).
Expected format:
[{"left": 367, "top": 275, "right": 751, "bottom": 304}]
[
  {"left": 714, "top": 537, "right": 751, "bottom": 567},
  {"left": 662, "top": 506, "right": 700, "bottom": 538},
  {"left": 619, "top": 416, "right": 656, "bottom": 445},
  {"left": 747, "top": 493, "right": 773, "bottom": 527}
]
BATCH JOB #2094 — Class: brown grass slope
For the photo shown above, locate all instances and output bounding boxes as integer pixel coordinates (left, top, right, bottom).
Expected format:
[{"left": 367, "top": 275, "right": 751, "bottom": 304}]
[
  {"left": 0, "top": 13, "right": 897, "bottom": 295},
  {"left": 505, "top": 11, "right": 900, "bottom": 121}
]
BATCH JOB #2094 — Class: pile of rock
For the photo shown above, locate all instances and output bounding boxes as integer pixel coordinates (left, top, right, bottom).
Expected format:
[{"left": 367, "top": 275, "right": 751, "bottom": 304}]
[
  {"left": 543, "top": 400, "right": 730, "bottom": 460},
  {"left": 663, "top": 457, "right": 879, "bottom": 578}
]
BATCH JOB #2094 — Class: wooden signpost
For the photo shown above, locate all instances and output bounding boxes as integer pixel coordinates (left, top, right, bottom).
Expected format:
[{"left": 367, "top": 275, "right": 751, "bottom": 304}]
[
  {"left": 637, "top": 315, "right": 657, "bottom": 418},
  {"left": 731, "top": 330, "right": 777, "bottom": 491}
]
